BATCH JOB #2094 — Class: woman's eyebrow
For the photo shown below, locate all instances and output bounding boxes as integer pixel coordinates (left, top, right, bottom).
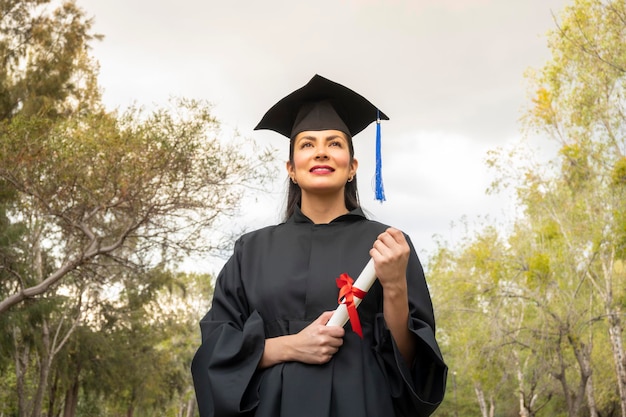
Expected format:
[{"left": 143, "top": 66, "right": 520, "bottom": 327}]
[{"left": 295, "top": 134, "right": 345, "bottom": 143}]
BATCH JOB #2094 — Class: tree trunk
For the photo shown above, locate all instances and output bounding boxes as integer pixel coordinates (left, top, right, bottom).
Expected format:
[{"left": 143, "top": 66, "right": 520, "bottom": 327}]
[
  {"left": 62, "top": 371, "right": 80, "bottom": 417},
  {"left": 47, "top": 370, "right": 59, "bottom": 417},
  {"left": 185, "top": 395, "right": 195, "bottom": 417},
  {"left": 567, "top": 332, "right": 593, "bottom": 417},
  {"left": 474, "top": 382, "right": 489, "bottom": 417},
  {"left": 517, "top": 362, "right": 530, "bottom": 417},
  {"left": 28, "top": 221, "right": 48, "bottom": 417},
  {"left": 14, "top": 326, "right": 30, "bottom": 417},
  {"left": 585, "top": 374, "right": 599, "bottom": 417},
  {"left": 607, "top": 310, "right": 626, "bottom": 417},
  {"left": 553, "top": 331, "right": 577, "bottom": 417},
  {"left": 568, "top": 322, "right": 598, "bottom": 417},
  {"left": 31, "top": 319, "right": 52, "bottom": 417},
  {"left": 596, "top": 246, "right": 626, "bottom": 417},
  {"left": 513, "top": 349, "right": 536, "bottom": 417}
]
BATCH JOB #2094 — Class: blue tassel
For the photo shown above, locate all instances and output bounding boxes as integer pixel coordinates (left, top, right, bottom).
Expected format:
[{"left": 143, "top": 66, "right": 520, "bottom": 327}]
[{"left": 375, "top": 110, "right": 385, "bottom": 202}]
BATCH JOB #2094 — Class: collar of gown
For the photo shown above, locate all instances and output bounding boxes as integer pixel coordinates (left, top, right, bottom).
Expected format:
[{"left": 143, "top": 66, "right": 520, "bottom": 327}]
[{"left": 289, "top": 204, "right": 366, "bottom": 224}]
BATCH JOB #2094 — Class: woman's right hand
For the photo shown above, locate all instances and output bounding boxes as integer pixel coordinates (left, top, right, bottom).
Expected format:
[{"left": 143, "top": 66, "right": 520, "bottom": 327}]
[
  {"left": 258, "top": 311, "right": 345, "bottom": 368},
  {"left": 290, "top": 311, "right": 345, "bottom": 364}
]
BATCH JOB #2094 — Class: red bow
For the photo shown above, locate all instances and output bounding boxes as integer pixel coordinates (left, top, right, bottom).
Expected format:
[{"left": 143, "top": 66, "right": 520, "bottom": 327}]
[{"left": 335, "top": 273, "right": 368, "bottom": 338}]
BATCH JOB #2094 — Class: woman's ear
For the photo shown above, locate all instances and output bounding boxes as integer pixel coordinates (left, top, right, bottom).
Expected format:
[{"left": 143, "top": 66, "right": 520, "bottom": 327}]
[
  {"left": 350, "top": 158, "right": 359, "bottom": 178},
  {"left": 286, "top": 160, "right": 295, "bottom": 179}
]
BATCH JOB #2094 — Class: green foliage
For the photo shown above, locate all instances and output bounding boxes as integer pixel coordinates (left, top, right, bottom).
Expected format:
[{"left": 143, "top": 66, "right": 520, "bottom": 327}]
[
  {"left": 612, "top": 156, "right": 626, "bottom": 185},
  {"left": 525, "top": 252, "right": 551, "bottom": 289},
  {"left": 0, "top": 0, "right": 102, "bottom": 119},
  {"left": 559, "top": 143, "right": 591, "bottom": 191},
  {"left": 0, "top": 96, "right": 274, "bottom": 313},
  {"left": 429, "top": 228, "right": 525, "bottom": 417},
  {"left": 1, "top": 267, "right": 213, "bottom": 417},
  {"left": 433, "top": 2, "right": 626, "bottom": 415},
  {"left": 0, "top": 1, "right": 269, "bottom": 416}
]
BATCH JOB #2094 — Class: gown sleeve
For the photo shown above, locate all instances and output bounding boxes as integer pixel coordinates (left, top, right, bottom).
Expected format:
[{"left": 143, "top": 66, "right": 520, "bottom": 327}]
[
  {"left": 372, "top": 235, "right": 448, "bottom": 416},
  {"left": 191, "top": 237, "right": 265, "bottom": 417}
]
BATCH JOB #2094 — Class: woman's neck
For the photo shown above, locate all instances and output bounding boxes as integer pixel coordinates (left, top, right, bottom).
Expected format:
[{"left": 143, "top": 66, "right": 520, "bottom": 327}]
[{"left": 300, "top": 193, "right": 349, "bottom": 224}]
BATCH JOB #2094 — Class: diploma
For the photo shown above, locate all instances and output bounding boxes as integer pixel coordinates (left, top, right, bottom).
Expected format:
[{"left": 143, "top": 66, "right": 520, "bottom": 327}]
[{"left": 326, "top": 258, "right": 377, "bottom": 328}]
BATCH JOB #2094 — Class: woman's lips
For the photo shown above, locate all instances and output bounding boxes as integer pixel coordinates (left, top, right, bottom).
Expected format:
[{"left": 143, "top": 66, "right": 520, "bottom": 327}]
[{"left": 310, "top": 165, "right": 335, "bottom": 173}]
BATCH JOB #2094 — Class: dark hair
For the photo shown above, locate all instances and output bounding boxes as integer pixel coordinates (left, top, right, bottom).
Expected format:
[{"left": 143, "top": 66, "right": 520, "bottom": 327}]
[{"left": 284, "top": 133, "right": 360, "bottom": 220}]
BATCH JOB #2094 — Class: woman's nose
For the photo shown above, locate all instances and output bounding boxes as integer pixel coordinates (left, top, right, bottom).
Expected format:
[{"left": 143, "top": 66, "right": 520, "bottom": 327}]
[{"left": 314, "top": 149, "right": 329, "bottom": 160}]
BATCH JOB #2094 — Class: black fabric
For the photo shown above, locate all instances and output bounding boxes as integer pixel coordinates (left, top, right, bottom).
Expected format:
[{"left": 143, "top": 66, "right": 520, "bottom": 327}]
[
  {"left": 191, "top": 206, "right": 447, "bottom": 417},
  {"left": 290, "top": 100, "right": 351, "bottom": 139},
  {"left": 254, "top": 74, "right": 389, "bottom": 138}
]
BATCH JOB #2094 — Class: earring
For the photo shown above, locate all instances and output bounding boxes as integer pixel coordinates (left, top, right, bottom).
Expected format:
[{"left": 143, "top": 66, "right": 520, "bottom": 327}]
[
  {"left": 347, "top": 175, "right": 354, "bottom": 183},
  {"left": 291, "top": 177, "right": 297, "bottom": 184}
]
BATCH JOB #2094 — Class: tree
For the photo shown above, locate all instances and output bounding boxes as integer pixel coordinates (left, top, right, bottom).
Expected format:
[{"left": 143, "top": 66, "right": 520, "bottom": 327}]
[
  {"left": 0, "top": 2, "right": 276, "bottom": 417},
  {"left": 429, "top": 1, "right": 626, "bottom": 415},
  {"left": 526, "top": 0, "right": 626, "bottom": 414},
  {"left": 0, "top": 82, "right": 272, "bottom": 417},
  {"left": 0, "top": 0, "right": 101, "bottom": 120},
  {"left": 429, "top": 226, "right": 520, "bottom": 417},
  {"left": 0, "top": 100, "right": 273, "bottom": 314}
]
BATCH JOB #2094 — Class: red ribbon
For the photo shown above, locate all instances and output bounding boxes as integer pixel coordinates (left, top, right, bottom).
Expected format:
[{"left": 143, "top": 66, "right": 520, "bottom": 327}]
[{"left": 335, "top": 273, "right": 368, "bottom": 338}]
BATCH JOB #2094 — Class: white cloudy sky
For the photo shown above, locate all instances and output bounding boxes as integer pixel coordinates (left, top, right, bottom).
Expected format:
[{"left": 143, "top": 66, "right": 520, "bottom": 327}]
[{"left": 76, "top": 0, "right": 568, "bottom": 270}]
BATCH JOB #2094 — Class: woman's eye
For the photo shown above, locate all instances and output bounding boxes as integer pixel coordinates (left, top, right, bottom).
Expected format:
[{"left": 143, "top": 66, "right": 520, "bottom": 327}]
[
  {"left": 330, "top": 141, "right": 342, "bottom": 147},
  {"left": 300, "top": 142, "right": 313, "bottom": 149}
]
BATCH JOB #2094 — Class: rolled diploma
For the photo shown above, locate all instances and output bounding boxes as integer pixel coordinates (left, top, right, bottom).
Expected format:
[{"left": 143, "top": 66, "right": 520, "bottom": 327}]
[{"left": 326, "top": 258, "right": 377, "bottom": 327}]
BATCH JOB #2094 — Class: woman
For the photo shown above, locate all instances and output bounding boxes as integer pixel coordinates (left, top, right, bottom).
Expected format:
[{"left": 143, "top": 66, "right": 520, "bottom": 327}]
[{"left": 191, "top": 74, "right": 447, "bottom": 417}]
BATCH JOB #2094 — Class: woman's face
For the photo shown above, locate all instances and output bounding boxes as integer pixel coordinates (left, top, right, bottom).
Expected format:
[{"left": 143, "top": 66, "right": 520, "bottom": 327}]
[{"left": 287, "top": 130, "right": 358, "bottom": 196}]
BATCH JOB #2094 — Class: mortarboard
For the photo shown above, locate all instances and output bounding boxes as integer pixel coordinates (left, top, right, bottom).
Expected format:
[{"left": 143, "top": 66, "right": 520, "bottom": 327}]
[{"left": 254, "top": 74, "right": 389, "bottom": 201}]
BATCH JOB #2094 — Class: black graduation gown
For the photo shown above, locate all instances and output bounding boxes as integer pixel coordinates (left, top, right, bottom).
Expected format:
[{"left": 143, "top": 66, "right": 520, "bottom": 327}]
[{"left": 191, "top": 206, "right": 447, "bottom": 417}]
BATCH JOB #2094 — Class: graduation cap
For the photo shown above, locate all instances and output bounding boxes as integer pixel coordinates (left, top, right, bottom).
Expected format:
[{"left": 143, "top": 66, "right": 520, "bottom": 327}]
[{"left": 254, "top": 74, "right": 389, "bottom": 202}]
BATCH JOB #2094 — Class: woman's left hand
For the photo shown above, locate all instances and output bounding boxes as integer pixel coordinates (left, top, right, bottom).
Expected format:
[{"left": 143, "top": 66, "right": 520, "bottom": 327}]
[
  {"left": 370, "top": 227, "right": 416, "bottom": 365},
  {"left": 369, "top": 227, "right": 410, "bottom": 292}
]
